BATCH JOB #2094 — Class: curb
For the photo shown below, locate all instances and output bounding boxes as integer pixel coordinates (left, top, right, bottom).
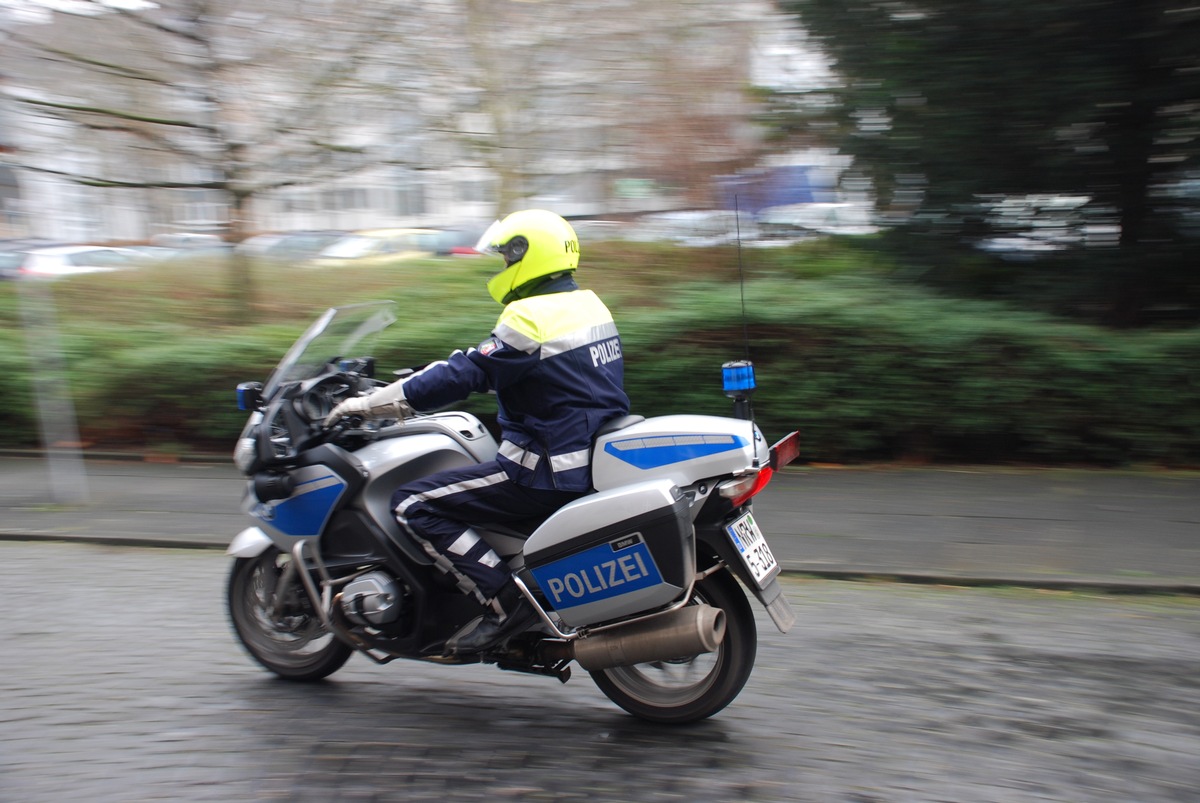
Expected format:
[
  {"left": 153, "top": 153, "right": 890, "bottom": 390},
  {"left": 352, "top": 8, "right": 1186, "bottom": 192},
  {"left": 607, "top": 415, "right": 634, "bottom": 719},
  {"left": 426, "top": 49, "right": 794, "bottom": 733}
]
[
  {"left": 0, "top": 448, "right": 231, "bottom": 465},
  {"left": 784, "top": 569, "right": 1200, "bottom": 596},
  {"left": 0, "top": 532, "right": 227, "bottom": 551}
]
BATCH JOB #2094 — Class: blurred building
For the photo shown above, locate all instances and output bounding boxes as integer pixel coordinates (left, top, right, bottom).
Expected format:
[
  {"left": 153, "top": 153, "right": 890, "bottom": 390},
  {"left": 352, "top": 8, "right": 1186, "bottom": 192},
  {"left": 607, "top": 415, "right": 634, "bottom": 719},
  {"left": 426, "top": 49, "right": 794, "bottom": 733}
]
[
  {"left": 0, "top": 0, "right": 829, "bottom": 242},
  {"left": 0, "top": 69, "right": 24, "bottom": 238}
]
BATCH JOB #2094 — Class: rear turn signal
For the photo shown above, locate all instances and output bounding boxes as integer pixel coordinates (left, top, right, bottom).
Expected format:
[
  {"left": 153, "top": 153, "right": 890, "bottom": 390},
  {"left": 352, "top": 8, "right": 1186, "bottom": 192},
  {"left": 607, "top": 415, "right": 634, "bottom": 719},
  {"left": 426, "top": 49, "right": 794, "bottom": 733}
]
[{"left": 718, "top": 466, "right": 775, "bottom": 508}]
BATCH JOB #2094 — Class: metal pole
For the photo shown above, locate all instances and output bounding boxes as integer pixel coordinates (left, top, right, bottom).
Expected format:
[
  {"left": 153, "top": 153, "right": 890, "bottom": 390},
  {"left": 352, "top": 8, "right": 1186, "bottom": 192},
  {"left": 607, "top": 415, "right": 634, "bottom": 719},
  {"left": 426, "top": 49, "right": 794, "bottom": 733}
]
[{"left": 16, "top": 278, "right": 89, "bottom": 505}]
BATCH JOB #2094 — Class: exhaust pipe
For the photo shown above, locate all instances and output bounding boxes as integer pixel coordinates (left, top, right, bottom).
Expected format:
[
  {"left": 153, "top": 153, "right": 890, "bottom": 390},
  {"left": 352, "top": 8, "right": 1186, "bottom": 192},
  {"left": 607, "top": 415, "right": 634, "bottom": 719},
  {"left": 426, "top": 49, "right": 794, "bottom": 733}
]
[{"left": 552, "top": 604, "right": 726, "bottom": 672}]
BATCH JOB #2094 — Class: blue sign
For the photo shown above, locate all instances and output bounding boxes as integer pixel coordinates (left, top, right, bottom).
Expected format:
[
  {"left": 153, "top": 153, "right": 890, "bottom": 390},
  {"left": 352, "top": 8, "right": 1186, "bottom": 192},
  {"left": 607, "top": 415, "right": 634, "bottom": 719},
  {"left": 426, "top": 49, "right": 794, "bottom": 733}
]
[{"left": 531, "top": 536, "right": 663, "bottom": 611}]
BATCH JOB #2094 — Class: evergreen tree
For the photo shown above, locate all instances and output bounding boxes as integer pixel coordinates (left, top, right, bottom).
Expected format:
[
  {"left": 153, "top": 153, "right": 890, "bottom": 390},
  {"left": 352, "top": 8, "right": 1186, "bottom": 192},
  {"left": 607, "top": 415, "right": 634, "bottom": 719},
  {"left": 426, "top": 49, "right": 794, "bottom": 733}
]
[{"left": 782, "top": 0, "right": 1200, "bottom": 324}]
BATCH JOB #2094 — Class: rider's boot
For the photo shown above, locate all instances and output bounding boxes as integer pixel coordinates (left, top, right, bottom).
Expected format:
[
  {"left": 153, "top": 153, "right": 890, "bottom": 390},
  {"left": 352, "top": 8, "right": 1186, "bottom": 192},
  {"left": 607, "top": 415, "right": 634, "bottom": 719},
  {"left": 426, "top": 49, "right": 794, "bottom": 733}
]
[{"left": 446, "top": 579, "right": 538, "bottom": 655}]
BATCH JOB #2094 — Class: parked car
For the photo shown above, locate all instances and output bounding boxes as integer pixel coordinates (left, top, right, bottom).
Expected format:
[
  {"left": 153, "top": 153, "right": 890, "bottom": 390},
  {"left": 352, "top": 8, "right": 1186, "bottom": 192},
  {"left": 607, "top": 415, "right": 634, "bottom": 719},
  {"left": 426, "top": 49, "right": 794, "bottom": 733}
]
[
  {"left": 149, "top": 232, "right": 225, "bottom": 249},
  {"left": 135, "top": 233, "right": 233, "bottom": 265},
  {"left": 121, "top": 245, "right": 181, "bottom": 262},
  {"left": 236, "top": 230, "right": 346, "bottom": 264},
  {"left": 421, "top": 224, "right": 491, "bottom": 256},
  {"left": 8, "top": 245, "right": 139, "bottom": 279},
  {"left": 0, "top": 250, "right": 26, "bottom": 280},
  {"left": 571, "top": 219, "right": 624, "bottom": 243},
  {"left": 620, "top": 210, "right": 757, "bottom": 247},
  {"left": 756, "top": 202, "right": 880, "bottom": 237},
  {"left": 308, "top": 228, "right": 440, "bottom": 269},
  {"left": 0, "top": 239, "right": 62, "bottom": 280}
]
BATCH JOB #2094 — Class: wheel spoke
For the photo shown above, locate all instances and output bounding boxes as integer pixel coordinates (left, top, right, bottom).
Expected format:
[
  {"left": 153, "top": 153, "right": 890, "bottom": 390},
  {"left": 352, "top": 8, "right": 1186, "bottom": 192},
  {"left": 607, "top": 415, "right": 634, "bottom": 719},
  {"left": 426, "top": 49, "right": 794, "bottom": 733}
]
[{"left": 228, "top": 548, "right": 353, "bottom": 680}]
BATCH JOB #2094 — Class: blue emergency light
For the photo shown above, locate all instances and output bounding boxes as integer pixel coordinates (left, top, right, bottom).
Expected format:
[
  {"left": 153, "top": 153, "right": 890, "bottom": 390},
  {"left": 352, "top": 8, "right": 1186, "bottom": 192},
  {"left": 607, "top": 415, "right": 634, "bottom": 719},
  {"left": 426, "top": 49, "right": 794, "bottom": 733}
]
[
  {"left": 722, "top": 360, "right": 756, "bottom": 397},
  {"left": 722, "top": 360, "right": 756, "bottom": 421}
]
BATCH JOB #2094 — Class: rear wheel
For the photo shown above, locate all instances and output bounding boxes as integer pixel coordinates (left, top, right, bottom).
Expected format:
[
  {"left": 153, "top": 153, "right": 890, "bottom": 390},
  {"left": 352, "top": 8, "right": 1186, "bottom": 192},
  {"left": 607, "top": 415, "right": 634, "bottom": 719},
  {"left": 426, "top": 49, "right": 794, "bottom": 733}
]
[
  {"left": 227, "top": 547, "right": 353, "bottom": 681},
  {"left": 589, "top": 566, "right": 757, "bottom": 724}
]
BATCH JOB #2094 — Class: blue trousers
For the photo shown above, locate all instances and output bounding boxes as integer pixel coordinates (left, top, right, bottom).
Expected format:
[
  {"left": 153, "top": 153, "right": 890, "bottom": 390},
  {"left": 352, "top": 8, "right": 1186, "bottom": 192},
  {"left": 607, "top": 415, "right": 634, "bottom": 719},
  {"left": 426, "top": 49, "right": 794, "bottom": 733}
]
[{"left": 390, "top": 461, "right": 584, "bottom": 602}]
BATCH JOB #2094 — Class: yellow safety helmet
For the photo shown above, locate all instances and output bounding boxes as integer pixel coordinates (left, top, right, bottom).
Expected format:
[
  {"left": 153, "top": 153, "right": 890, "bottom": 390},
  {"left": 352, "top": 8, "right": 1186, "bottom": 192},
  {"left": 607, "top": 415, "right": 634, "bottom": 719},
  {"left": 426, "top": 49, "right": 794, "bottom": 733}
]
[{"left": 475, "top": 209, "right": 580, "bottom": 304}]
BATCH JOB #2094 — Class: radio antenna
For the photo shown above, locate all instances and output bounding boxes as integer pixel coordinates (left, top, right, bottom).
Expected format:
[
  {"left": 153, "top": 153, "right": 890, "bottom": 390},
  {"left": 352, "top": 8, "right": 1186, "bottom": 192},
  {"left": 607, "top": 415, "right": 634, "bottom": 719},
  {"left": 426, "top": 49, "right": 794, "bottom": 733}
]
[
  {"left": 734, "top": 196, "right": 751, "bottom": 363},
  {"left": 728, "top": 196, "right": 760, "bottom": 467},
  {"left": 722, "top": 196, "right": 758, "bottom": 470}
]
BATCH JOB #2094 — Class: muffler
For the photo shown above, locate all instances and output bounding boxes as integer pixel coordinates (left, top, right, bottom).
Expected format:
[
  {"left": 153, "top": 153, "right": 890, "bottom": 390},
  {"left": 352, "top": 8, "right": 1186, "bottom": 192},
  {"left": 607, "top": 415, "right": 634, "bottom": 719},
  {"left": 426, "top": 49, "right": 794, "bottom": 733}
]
[{"left": 555, "top": 604, "right": 726, "bottom": 672}]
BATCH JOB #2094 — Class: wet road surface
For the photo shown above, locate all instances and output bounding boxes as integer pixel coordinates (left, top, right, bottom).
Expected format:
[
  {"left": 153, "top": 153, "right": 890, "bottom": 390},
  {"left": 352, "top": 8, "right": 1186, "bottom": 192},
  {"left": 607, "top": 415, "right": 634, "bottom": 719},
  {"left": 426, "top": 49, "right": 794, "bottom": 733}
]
[{"left": 3, "top": 541, "right": 1199, "bottom": 802}]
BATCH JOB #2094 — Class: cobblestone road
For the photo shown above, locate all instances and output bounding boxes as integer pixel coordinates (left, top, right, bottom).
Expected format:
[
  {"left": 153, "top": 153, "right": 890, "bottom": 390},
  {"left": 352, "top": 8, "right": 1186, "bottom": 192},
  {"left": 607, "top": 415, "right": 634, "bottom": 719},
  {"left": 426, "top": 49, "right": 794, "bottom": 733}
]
[{"left": 2, "top": 541, "right": 1199, "bottom": 802}]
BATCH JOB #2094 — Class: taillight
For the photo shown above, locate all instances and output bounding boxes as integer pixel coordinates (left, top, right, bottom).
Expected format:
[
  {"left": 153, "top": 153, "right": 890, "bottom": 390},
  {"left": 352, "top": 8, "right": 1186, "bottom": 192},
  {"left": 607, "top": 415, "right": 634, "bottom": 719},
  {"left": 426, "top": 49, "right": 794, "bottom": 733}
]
[{"left": 717, "top": 466, "right": 775, "bottom": 508}]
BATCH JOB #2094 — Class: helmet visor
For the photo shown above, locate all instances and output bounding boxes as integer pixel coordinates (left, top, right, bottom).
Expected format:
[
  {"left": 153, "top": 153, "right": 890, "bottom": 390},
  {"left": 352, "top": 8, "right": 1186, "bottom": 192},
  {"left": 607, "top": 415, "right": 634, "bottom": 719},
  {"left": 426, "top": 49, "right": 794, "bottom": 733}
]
[
  {"left": 473, "top": 220, "right": 504, "bottom": 256},
  {"left": 473, "top": 220, "right": 529, "bottom": 267}
]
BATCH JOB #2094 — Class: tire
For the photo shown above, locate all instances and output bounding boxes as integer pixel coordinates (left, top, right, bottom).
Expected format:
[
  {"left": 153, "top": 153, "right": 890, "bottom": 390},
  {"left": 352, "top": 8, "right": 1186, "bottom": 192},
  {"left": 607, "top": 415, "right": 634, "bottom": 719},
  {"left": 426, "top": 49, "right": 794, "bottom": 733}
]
[
  {"left": 227, "top": 547, "right": 353, "bottom": 681},
  {"left": 589, "top": 567, "right": 758, "bottom": 724}
]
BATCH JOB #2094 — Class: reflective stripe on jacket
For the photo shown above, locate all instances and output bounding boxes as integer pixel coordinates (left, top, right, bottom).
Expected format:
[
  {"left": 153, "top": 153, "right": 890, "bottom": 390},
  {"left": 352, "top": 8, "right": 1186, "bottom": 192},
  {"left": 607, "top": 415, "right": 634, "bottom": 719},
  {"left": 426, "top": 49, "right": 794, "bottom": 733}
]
[{"left": 399, "top": 284, "right": 630, "bottom": 492}]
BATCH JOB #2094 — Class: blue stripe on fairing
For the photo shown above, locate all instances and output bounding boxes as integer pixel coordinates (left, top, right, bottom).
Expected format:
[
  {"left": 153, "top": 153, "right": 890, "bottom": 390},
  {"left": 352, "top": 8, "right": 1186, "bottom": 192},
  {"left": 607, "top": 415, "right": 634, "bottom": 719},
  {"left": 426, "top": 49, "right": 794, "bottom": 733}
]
[
  {"left": 603, "top": 434, "right": 747, "bottom": 470},
  {"left": 266, "top": 475, "right": 346, "bottom": 537}
]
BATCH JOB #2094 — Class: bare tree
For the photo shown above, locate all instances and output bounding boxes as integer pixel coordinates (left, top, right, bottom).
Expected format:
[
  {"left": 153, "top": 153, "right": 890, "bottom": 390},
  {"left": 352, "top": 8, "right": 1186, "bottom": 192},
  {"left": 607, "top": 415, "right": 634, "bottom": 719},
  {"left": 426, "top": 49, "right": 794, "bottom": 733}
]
[
  {"left": 2, "top": 0, "right": 420, "bottom": 311},
  {"left": 421, "top": 0, "right": 772, "bottom": 214},
  {"left": 3, "top": 0, "right": 794, "bottom": 271}
]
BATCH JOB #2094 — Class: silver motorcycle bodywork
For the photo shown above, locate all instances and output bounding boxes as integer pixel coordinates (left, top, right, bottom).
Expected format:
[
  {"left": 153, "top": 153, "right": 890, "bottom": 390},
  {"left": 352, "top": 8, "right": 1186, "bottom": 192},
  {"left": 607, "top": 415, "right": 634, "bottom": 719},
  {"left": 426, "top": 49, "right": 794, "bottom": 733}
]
[{"left": 233, "top": 409, "right": 792, "bottom": 635}]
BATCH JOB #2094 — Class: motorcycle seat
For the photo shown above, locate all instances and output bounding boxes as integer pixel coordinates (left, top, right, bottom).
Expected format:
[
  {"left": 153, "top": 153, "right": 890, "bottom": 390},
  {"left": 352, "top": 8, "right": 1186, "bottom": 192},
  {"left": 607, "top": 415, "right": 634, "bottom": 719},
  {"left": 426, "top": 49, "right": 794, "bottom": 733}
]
[{"left": 595, "top": 414, "right": 645, "bottom": 438}]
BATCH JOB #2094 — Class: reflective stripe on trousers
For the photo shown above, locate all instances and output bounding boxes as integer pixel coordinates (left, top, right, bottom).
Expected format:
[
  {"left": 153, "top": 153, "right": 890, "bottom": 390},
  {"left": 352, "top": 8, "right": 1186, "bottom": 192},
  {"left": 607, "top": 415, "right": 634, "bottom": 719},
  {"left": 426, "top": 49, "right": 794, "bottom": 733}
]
[{"left": 391, "top": 460, "right": 586, "bottom": 601}]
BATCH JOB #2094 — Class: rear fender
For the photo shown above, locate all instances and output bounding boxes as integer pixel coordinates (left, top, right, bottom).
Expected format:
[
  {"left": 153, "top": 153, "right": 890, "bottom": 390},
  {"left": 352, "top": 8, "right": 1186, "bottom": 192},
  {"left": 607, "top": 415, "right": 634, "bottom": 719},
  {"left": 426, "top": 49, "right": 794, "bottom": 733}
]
[{"left": 696, "top": 525, "right": 795, "bottom": 634}]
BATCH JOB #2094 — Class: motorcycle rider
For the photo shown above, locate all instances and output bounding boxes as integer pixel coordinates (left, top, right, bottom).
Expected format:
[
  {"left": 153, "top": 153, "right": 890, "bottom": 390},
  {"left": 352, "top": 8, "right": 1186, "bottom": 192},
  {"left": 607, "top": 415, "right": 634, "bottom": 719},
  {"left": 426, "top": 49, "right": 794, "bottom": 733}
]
[{"left": 324, "top": 209, "right": 630, "bottom": 654}]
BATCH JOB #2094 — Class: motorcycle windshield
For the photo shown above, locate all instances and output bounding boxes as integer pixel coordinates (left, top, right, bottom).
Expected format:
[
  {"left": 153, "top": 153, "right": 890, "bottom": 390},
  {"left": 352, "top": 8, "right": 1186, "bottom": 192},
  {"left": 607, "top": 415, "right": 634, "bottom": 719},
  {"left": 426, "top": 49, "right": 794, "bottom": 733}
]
[{"left": 263, "top": 301, "right": 397, "bottom": 398}]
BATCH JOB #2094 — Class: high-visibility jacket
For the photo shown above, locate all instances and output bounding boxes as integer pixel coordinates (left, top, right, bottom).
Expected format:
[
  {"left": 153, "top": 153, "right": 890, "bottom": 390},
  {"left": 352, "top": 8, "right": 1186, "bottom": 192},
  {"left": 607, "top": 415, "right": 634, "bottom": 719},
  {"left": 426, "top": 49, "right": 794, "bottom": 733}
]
[{"left": 400, "top": 278, "right": 629, "bottom": 492}]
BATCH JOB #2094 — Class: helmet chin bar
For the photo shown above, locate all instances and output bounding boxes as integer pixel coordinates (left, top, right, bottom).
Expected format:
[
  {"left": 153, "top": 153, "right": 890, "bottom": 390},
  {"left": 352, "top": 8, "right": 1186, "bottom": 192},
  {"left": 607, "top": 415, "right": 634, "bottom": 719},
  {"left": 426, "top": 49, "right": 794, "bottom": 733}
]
[{"left": 487, "top": 264, "right": 519, "bottom": 305}]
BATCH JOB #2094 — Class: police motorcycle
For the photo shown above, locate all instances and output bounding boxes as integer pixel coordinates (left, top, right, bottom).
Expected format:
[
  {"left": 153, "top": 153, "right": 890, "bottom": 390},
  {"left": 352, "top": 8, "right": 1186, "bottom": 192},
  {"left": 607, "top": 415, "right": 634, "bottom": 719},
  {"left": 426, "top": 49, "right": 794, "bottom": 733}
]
[{"left": 227, "top": 300, "right": 799, "bottom": 723}]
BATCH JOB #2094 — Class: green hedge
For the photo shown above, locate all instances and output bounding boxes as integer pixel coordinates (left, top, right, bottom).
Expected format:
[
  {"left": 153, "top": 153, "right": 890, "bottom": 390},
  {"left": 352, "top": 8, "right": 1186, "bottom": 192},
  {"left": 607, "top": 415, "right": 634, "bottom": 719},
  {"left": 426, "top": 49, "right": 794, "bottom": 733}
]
[
  {"left": 617, "top": 276, "right": 1200, "bottom": 465},
  {"left": 2, "top": 253, "right": 1197, "bottom": 465}
]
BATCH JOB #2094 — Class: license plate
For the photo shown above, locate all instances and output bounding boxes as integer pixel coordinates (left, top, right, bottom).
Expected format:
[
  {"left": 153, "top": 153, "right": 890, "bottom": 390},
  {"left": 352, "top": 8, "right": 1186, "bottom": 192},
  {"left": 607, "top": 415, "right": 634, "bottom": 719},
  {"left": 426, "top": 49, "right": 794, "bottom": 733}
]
[{"left": 725, "top": 511, "right": 780, "bottom": 587}]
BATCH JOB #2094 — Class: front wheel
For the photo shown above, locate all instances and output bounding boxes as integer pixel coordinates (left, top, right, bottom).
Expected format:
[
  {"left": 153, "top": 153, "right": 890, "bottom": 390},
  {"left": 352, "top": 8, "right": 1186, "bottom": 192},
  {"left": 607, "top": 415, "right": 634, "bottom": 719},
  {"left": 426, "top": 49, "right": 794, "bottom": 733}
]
[
  {"left": 589, "top": 566, "right": 758, "bottom": 724},
  {"left": 227, "top": 547, "right": 353, "bottom": 681}
]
